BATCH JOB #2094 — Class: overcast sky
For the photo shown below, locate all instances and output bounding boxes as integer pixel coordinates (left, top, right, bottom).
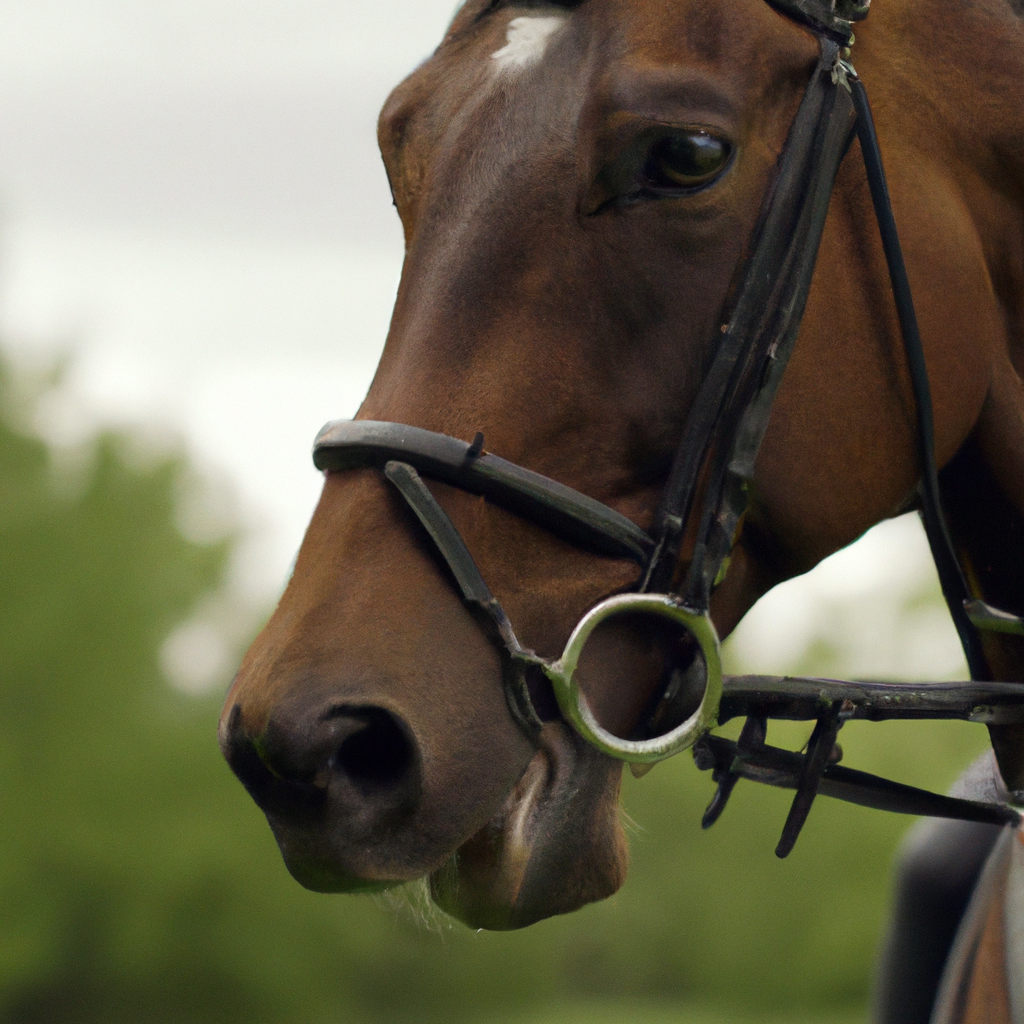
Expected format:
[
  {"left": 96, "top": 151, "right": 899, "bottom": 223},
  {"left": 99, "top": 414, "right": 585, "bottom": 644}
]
[
  {"left": 0, "top": 0, "right": 456, "bottom": 597},
  {"left": 0, "top": 0, "right": 966, "bottom": 685}
]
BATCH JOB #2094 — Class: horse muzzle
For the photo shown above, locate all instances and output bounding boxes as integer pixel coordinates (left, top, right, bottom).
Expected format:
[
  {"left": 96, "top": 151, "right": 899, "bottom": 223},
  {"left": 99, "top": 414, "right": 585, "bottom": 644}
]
[{"left": 219, "top": 698, "right": 433, "bottom": 891}]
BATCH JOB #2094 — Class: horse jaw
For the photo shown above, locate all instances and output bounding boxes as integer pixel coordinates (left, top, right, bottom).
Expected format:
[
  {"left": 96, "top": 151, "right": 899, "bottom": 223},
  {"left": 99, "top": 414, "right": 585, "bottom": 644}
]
[{"left": 429, "top": 723, "right": 628, "bottom": 930}]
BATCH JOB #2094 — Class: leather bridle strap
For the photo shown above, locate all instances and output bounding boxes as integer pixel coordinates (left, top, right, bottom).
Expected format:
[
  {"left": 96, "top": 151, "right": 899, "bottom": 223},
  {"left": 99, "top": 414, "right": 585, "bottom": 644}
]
[
  {"left": 314, "top": 420, "right": 654, "bottom": 565},
  {"left": 643, "top": 37, "right": 855, "bottom": 606},
  {"left": 695, "top": 734, "right": 1020, "bottom": 829},
  {"left": 381, "top": 459, "right": 546, "bottom": 735},
  {"left": 765, "top": 0, "right": 869, "bottom": 42}
]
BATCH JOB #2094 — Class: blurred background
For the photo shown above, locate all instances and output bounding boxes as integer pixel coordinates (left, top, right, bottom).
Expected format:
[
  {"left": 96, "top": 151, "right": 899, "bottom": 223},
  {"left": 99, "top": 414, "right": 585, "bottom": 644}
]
[{"left": 0, "top": 2, "right": 989, "bottom": 1022}]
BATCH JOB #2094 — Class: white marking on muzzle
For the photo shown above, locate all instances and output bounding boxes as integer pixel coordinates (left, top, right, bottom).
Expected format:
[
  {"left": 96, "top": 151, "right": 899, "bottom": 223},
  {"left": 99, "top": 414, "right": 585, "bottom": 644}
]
[{"left": 491, "top": 14, "right": 567, "bottom": 73}]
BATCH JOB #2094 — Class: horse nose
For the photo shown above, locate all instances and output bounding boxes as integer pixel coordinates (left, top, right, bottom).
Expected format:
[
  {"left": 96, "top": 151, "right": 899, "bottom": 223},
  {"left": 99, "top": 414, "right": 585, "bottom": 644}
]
[
  {"left": 219, "top": 700, "right": 422, "bottom": 826},
  {"left": 327, "top": 707, "right": 419, "bottom": 793}
]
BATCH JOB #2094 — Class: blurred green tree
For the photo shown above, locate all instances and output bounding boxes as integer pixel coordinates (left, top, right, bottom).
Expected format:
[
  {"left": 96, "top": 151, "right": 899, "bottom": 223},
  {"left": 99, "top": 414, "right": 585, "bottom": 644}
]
[{"left": 0, "top": 354, "right": 991, "bottom": 1024}]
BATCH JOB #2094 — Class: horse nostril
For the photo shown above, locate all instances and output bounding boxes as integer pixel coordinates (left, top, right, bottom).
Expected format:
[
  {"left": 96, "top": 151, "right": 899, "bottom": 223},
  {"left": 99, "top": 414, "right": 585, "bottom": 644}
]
[{"left": 331, "top": 708, "right": 416, "bottom": 794}]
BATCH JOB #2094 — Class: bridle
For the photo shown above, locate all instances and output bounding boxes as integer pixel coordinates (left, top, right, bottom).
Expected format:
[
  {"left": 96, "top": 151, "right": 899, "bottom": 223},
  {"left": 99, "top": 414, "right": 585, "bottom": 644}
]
[{"left": 313, "top": 0, "right": 1024, "bottom": 855}]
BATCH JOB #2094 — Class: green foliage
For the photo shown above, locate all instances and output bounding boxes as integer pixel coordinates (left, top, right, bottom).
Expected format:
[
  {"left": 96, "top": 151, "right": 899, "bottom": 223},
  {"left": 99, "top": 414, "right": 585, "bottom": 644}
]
[
  {"left": 0, "top": 355, "right": 990, "bottom": 1023},
  {"left": 496, "top": 1002, "right": 866, "bottom": 1024}
]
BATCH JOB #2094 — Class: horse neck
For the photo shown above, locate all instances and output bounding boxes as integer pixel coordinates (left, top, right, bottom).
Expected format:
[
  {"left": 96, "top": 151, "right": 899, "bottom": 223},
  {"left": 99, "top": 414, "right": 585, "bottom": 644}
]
[{"left": 854, "top": 0, "right": 1024, "bottom": 785}]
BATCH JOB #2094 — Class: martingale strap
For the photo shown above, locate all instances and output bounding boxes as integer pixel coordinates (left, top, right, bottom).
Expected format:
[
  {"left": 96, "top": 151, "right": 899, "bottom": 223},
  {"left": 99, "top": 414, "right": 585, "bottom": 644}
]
[{"left": 312, "top": 0, "right": 1024, "bottom": 851}]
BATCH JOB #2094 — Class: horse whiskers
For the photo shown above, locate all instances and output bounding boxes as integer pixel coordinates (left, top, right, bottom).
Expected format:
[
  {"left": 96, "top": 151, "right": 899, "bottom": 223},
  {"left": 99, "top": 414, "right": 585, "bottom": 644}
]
[
  {"left": 619, "top": 806, "right": 645, "bottom": 841},
  {"left": 373, "top": 877, "right": 453, "bottom": 935}
]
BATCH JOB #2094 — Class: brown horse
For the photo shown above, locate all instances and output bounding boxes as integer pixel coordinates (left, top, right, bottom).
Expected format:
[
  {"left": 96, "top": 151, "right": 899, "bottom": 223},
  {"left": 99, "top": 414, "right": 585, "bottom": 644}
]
[{"left": 220, "top": 0, "right": 1024, "bottom": 1016}]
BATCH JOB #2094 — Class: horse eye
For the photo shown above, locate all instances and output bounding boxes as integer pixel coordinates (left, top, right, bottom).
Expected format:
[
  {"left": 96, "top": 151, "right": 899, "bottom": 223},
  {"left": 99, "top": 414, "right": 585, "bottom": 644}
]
[{"left": 643, "top": 131, "right": 732, "bottom": 192}]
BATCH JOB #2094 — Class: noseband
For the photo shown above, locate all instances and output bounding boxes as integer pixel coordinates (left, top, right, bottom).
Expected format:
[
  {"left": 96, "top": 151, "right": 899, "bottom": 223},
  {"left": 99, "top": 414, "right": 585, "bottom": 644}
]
[{"left": 314, "top": 0, "right": 1024, "bottom": 854}]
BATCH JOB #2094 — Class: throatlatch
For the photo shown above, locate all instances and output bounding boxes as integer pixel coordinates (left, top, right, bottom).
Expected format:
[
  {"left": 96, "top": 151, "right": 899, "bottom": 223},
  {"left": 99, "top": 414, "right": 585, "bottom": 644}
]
[{"left": 313, "top": 0, "right": 1024, "bottom": 854}]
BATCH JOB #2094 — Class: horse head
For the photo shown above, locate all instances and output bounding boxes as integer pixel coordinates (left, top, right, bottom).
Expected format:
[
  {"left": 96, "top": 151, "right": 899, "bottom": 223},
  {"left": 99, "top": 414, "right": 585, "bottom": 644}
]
[{"left": 220, "top": 0, "right": 1024, "bottom": 930}]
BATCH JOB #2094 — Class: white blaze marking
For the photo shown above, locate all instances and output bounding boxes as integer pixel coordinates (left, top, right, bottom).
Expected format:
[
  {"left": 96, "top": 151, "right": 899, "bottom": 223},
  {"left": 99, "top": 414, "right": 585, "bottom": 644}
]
[{"left": 490, "top": 15, "right": 567, "bottom": 73}]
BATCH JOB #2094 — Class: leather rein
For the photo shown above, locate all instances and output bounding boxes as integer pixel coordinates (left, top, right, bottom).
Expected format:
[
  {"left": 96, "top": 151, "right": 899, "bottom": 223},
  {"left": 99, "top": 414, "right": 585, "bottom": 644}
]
[{"left": 313, "top": 0, "right": 1024, "bottom": 855}]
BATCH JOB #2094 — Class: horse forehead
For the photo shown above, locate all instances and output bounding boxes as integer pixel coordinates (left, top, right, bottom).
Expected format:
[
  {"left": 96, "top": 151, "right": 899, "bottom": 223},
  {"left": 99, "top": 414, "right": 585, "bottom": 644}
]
[
  {"left": 473, "top": 0, "right": 781, "bottom": 48},
  {"left": 383, "top": 0, "right": 810, "bottom": 169},
  {"left": 606, "top": 0, "right": 791, "bottom": 63},
  {"left": 482, "top": 1, "right": 747, "bottom": 73},
  {"left": 490, "top": 14, "right": 570, "bottom": 73},
  {"left": 424, "top": 12, "right": 784, "bottom": 160},
  {"left": 379, "top": 0, "right": 807, "bottom": 348}
]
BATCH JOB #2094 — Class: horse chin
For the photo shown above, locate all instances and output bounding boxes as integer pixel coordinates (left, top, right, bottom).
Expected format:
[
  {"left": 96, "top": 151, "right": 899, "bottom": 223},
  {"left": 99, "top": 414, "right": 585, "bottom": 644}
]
[
  {"left": 280, "top": 856, "right": 396, "bottom": 896},
  {"left": 428, "top": 723, "right": 628, "bottom": 930}
]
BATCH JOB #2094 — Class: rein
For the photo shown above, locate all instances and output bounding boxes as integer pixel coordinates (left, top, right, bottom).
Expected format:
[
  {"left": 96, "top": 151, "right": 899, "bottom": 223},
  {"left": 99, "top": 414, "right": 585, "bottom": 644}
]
[{"left": 314, "top": 0, "right": 1024, "bottom": 853}]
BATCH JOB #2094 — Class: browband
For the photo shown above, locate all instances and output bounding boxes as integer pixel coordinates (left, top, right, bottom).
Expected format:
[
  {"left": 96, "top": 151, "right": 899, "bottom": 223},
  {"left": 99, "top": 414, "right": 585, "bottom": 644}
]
[{"left": 764, "top": 0, "right": 869, "bottom": 43}]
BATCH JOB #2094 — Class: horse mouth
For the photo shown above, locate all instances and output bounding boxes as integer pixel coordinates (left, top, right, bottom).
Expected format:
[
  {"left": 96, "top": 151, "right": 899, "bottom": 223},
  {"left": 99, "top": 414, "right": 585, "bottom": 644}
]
[
  {"left": 429, "top": 722, "right": 628, "bottom": 930},
  {"left": 220, "top": 669, "right": 627, "bottom": 923},
  {"left": 428, "top": 745, "right": 551, "bottom": 927}
]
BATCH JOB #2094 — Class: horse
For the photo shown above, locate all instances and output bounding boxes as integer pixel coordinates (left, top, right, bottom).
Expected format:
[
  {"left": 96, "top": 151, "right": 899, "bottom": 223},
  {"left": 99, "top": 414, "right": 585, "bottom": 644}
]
[{"left": 219, "top": 0, "right": 1024, "bottom": 1018}]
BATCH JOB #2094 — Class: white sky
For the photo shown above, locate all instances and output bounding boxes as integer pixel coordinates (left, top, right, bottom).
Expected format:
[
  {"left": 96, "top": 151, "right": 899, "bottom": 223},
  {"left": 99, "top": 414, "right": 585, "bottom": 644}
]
[
  {"left": 0, "top": 0, "right": 449, "bottom": 591},
  {"left": 0, "top": 0, "right": 967, "bottom": 685}
]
